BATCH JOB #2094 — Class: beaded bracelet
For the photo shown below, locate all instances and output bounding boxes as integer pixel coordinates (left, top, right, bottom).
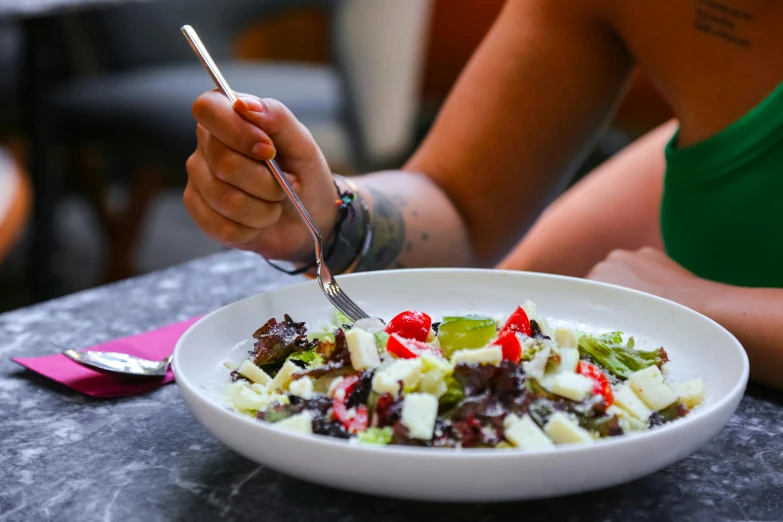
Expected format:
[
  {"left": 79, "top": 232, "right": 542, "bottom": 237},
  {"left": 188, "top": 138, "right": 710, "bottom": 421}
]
[{"left": 263, "top": 176, "right": 367, "bottom": 276}]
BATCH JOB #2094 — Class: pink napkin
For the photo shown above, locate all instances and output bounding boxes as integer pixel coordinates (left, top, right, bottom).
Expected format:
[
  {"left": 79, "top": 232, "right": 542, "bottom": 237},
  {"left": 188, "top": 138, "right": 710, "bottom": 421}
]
[{"left": 11, "top": 316, "right": 202, "bottom": 398}]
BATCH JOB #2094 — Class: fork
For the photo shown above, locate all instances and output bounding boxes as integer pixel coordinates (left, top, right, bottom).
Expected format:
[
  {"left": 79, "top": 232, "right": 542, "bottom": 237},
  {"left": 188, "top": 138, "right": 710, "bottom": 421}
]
[{"left": 181, "top": 25, "right": 370, "bottom": 322}]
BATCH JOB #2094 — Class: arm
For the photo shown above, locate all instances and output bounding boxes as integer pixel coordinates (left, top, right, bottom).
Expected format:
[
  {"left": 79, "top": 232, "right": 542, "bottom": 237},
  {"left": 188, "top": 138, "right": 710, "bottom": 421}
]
[
  {"left": 497, "top": 119, "right": 676, "bottom": 276},
  {"left": 393, "top": 0, "right": 635, "bottom": 267},
  {"left": 185, "top": 1, "right": 634, "bottom": 272},
  {"left": 703, "top": 285, "right": 783, "bottom": 390},
  {"left": 588, "top": 247, "right": 783, "bottom": 390}
]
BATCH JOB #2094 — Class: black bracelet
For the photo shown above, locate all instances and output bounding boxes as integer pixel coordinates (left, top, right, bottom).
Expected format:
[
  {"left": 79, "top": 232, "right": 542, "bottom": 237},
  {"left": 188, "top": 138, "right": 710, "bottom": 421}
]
[{"left": 264, "top": 179, "right": 357, "bottom": 276}]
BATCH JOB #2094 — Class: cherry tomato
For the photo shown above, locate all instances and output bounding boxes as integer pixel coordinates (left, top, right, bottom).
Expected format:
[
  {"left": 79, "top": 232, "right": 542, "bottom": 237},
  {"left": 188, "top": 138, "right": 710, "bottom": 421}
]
[
  {"left": 494, "top": 330, "right": 522, "bottom": 361},
  {"left": 385, "top": 310, "right": 432, "bottom": 342},
  {"left": 500, "top": 306, "right": 532, "bottom": 337},
  {"left": 386, "top": 334, "right": 442, "bottom": 359},
  {"left": 332, "top": 375, "right": 369, "bottom": 433},
  {"left": 577, "top": 361, "right": 614, "bottom": 407}
]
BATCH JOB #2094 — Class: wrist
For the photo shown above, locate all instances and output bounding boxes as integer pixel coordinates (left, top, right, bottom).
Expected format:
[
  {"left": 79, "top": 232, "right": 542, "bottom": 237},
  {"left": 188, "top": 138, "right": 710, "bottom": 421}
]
[
  {"left": 275, "top": 175, "right": 369, "bottom": 278},
  {"left": 668, "top": 276, "right": 722, "bottom": 318}
]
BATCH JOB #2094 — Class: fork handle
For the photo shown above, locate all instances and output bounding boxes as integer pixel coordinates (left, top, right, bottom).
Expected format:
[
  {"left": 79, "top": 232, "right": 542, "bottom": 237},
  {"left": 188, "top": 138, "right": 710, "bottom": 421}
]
[{"left": 181, "top": 25, "right": 324, "bottom": 257}]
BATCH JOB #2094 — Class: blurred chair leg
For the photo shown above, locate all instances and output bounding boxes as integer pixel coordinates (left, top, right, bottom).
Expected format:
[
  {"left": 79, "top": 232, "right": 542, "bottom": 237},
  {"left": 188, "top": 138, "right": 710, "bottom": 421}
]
[
  {"left": 70, "top": 146, "right": 115, "bottom": 236},
  {"left": 22, "top": 16, "right": 66, "bottom": 300},
  {"left": 104, "top": 165, "right": 161, "bottom": 283}
]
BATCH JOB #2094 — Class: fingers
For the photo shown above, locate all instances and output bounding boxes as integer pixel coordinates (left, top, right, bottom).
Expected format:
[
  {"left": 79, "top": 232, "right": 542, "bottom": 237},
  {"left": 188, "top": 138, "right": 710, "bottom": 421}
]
[
  {"left": 192, "top": 90, "right": 277, "bottom": 161},
  {"left": 185, "top": 150, "right": 283, "bottom": 231},
  {"left": 183, "top": 181, "right": 260, "bottom": 246},
  {"left": 196, "top": 124, "right": 289, "bottom": 202},
  {"left": 232, "top": 95, "right": 320, "bottom": 162}
]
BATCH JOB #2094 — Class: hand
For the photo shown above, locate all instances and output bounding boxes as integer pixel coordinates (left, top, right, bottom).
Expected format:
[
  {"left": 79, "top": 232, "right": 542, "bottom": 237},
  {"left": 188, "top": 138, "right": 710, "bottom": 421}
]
[
  {"left": 587, "top": 247, "right": 717, "bottom": 312},
  {"left": 185, "top": 91, "right": 338, "bottom": 261}
]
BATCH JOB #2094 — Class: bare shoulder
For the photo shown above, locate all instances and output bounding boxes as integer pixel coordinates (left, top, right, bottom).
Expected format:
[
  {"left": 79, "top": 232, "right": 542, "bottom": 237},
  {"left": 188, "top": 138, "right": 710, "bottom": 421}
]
[{"left": 602, "top": 0, "right": 783, "bottom": 144}]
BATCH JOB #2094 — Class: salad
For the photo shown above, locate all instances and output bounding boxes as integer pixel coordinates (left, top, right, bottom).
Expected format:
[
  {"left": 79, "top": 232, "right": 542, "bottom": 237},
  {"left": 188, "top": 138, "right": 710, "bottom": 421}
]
[{"left": 224, "top": 302, "right": 705, "bottom": 449}]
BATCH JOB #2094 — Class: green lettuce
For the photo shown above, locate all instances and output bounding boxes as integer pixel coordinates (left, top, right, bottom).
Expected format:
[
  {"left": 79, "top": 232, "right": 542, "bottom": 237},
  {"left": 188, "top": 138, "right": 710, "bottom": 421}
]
[
  {"left": 332, "top": 309, "right": 353, "bottom": 327},
  {"left": 577, "top": 332, "right": 667, "bottom": 380},
  {"left": 438, "top": 375, "right": 465, "bottom": 409},
  {"left": 357, "top": 427, "right": 393, "bottom": 445},
  {"left": 373, "top": 331, "right": 390, "bottom": 351},
  {"left": 287, "top": 349, "right": 323, "bottom": 368}
]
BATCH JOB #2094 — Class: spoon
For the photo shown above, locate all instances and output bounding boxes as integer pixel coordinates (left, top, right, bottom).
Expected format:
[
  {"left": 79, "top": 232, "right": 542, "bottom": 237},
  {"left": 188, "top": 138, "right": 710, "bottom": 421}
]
[{"left": 62, "top": 349, "right": 172, "bottom": 378}]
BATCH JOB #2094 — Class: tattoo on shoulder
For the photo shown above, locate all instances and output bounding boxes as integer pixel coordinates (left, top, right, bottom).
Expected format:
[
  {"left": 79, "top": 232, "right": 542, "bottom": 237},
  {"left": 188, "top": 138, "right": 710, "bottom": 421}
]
[
  {"left": 356, "top": 188, "right": 406, "bottom": 271},
  {"left": 693, "top": 0, "right": 754, "bottom": 48}
]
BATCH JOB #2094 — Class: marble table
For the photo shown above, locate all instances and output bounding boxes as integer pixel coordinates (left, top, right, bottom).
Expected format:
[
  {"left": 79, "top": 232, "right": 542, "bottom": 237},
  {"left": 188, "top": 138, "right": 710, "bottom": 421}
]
[{"left": 2, "top": 250, "right": 782, "bottom": 522}]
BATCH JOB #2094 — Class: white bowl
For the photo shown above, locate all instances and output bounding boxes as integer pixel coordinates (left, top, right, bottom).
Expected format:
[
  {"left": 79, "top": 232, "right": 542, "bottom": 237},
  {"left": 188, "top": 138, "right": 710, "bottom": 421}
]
[{"left": 173, "top": 269, "right": 748, "bottom": 502}]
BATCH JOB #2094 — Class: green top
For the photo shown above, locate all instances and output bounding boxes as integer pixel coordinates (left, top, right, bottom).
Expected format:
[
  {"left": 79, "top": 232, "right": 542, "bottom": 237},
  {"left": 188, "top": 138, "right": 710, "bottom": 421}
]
[{"left": 661, "top": 80, "right": 783, "bottom": 288}]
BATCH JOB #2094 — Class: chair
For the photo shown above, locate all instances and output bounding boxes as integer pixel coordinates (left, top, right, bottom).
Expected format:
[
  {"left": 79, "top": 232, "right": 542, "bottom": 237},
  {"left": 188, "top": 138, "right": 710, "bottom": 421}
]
[{"left": 45, "top": 0, "right": 433, "bottom": 284}]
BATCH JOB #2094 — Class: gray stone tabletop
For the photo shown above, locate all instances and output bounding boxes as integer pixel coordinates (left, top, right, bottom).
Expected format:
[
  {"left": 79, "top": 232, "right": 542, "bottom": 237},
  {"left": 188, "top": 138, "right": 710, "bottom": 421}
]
[{"left": 1, "top": 250, "right": 782, "bottom": 522}]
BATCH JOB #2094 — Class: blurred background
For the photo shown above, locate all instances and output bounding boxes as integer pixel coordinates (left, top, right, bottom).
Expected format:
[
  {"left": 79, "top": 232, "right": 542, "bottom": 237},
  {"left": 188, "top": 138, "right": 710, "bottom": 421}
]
[{"left": 0, "top": 0, "right": 673, "bottom": 314}]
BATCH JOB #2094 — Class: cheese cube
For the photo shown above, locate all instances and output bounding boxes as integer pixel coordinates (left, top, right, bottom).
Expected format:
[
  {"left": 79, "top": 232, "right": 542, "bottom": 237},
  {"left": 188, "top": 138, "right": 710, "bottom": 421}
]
[
  {"left": 274, "top": 411, "right": 313, "bottom": 434},
  {"left": 425, "top": 327, "right": 436, "bottom": 342},
  {"left": 345, "top": 329, "right": 381, "bottom": 370},
  {"left": 550, "top": 372, "right": 594, "bottom": 402},
  {"left": 288, "top": 376, "right": 314, "bottom": 400},
  {"left": 555, "top": 328, "right": 578, "bottom": 349},
  {"left": 237, "top": 360, "right": 272, "bottom": 385},
  {"left": 451, "top": 346, "right": 503, "bottom": 366},
  {"left": 673, "top": 378, "right": 706, "bottom": 409},
  {"left": 267, "top": 360, "right": 299, "bottom": 392},
  {"left": 401, "top": 393, "right": 438, "bottom": 440},
  {"left": 537, "top": 317, "right": 555, "bottom": 338},
  {"left": 418, "top": 371, "right": 448, "bottom": 398},
  {"left": 522, "top": 346, "right": 551, "bottom": 379},
  {"left": 493, "top": 314, "right": 508, "bottom": 329},
  {"left": 326, "top": 376, "right": 345, "bottom": 398},
  {"left": 504, "top": 414, "right": 554, "bottom": 450},
  {"left": 606, "top": 405, "right": 648, "bottom": 432},
  {"left": 227, "top": 381, "right": 266, "bottom": 411},
  {"left": 503, "top": 413, "right": 523, "bottom": 429},
  {"left": 228, "top": 381, "right": 288, "bottom": 411},
  {"left": 614, "top": 384, "right": 653, "bottom": 421},
  {"left": 249, "top": 383, "right": 268, "bottom": 395},
  {"left": 628, "top": 366, "right": 677, "bottom": 411},
  {"left": 521, "top": 300, "right": 538, "bottom": 319},
  {"left": 372, "top": 358, "right": 423, "bottom": 396},
  {"left": 551, "top": 347, "right": 580, "bottom": 374},
  {"left": 544, "top": 412, "right": 593, "bottom": 445}
]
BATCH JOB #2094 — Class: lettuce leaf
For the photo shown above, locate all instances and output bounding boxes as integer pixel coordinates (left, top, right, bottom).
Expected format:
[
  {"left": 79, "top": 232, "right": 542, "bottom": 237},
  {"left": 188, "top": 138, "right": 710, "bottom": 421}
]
[
  {"left": 577, "top": 332, "right": 668, "bottom": 380},
  {"left": 438, "top": 375, "right": 465, "bottom": 409},
  {"left": 356, "top": 427, "right": 393, "bottom": 445},
  {"left": 251, "top": 314, "right": 310, "bottom": 366},
  {"left": 373, "top": 331, "right": 390, "bottom": 351},
  {"left": 332, "top": 309, "right": 353, "bottom": 328},
  {"left": 287, "top": 349, "right": 323, "bottom": 368}
]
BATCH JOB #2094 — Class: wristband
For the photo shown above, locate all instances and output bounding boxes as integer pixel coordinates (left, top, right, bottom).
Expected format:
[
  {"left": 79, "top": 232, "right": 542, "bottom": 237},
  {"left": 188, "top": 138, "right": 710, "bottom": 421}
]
[{"left": 264, "top": 175, "right": 369, "bottom": 277}]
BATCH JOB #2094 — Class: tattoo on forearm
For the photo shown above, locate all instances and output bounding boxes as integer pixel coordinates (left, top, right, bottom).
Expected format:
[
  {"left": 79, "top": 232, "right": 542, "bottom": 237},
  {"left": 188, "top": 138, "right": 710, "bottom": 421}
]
[
  {"left": 355, "top": 189, "right": 407, "bottom": 272},
  {"left": 693, "top": 0, "right": 754, "bottom": 48}
]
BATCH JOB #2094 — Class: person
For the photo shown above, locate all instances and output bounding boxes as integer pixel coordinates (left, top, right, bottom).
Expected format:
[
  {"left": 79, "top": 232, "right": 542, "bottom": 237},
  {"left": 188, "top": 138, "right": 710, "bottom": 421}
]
[{"left": 184, "top": 0, "right": 783, "bottom": 389}]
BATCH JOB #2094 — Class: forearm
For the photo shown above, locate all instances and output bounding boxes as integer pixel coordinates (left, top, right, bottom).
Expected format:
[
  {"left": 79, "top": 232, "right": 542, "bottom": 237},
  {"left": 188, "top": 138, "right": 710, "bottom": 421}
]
[
  {"left": 497, "top": 120, "right": 674, "bottom": 276},
  {"left": 699, "top": 284, "right": 783, "bottom": 389},
  {"left": 332, "top": 171, "right": 475, "bottom": 272}
]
